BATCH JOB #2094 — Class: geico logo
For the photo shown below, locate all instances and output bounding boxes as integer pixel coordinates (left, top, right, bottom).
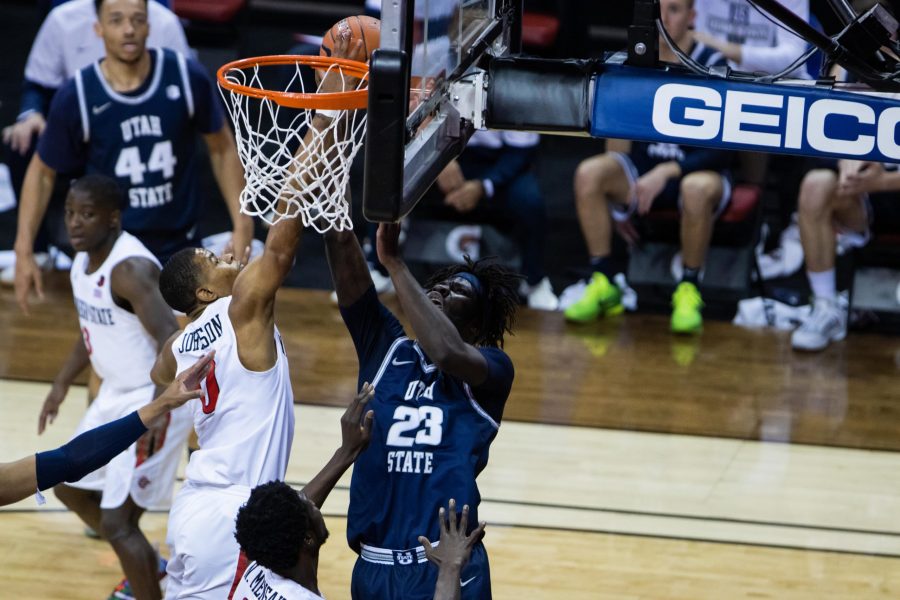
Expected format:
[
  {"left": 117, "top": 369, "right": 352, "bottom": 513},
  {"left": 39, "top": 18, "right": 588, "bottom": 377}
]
[{"left": 652, "top": 83, "right": 900, "bottom": 158}]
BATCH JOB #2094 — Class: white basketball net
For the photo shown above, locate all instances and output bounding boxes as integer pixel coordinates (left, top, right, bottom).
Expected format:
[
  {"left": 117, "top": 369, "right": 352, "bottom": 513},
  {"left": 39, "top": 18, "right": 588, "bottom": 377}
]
[{"left": 219, "top": 61, "right": 367, "bottom": 233}]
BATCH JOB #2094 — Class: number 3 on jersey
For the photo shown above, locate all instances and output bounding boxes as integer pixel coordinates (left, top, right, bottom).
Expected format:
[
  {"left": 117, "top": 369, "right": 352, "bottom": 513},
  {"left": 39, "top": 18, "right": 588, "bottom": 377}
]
[
  {"left": 386, "top": 406, "right": 443, "bottom": 447},
  {"left": 115, "top": 141, "right": 177, "bottom": 184}
]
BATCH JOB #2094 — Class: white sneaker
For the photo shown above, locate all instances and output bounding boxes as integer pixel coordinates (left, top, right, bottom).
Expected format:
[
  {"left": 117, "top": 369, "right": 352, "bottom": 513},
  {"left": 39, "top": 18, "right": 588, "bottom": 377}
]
[
  {"left": 791, "top": 297, "right": 847, "bottom": 351},
  {"left": 523, "top": 277, "right": 559, "bottom": 311}
]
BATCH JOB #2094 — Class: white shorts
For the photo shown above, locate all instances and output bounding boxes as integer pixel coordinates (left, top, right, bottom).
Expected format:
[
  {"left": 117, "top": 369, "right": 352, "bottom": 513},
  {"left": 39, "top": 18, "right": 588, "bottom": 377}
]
[
  {"left": 66, "top": 382, "right": 193, "bottom": 510},
  {"left": 165, "top": 482, "right": 250, "bottom": 600}
]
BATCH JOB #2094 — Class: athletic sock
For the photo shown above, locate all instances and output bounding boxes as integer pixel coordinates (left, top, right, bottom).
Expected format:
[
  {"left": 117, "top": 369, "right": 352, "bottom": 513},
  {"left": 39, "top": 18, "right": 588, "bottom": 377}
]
[
  {"left": 682, "top": 266, "right": 701, "bottom": 285},
  {"left": 589, "top": 255, "right": 617, "bottom": 280},
  {"left": 807, "top": 269, "right": 837, "bottom": 301}
]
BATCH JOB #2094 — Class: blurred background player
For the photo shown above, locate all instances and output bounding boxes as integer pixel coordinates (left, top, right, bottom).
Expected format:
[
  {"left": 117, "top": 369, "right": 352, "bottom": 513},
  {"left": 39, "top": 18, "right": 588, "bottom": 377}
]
[
  {"left": 13, "top": 0, "right": 251, "bottom": 314},
  {"left": 1, "top": 0, "right": 189, "bottom": 284},
  {"left": 230, "top": 384, "right": 375, "bottom": 600},
  {"left": 791, "top": 160, "right": 900, "bottom": 351},
  {"left": 564, "top": 0, "right": 733, "bottom": 334},
  {"left": 325, "top": 220, "right": 520, "bottom": 599},
  {"left": 37, "top": 174, "right": 191, "bottom": 600},
  {"left": 151, "top": 34, "right": 367, "bottom": 600},
  {"left": 0, "top": 352, "right": 211, "bottom": 508},
  {"left": 693, "top": 0, "right": 812, "bottom": 79}
]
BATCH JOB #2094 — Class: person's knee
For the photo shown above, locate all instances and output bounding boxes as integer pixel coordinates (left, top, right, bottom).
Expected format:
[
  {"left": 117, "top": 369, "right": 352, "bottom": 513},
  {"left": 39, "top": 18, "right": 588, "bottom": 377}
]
[
  {"left": 100, "top": 506, "right": 139, "bottom": 543},
  {"left": 680, "top": 172, "right": 721, "bottom": 218},
  {"left": 574, "top": 154, "right": 619, "bottom": 202},
  {"left": 798, "top": 169, "right": 838, "bottom": 216}
]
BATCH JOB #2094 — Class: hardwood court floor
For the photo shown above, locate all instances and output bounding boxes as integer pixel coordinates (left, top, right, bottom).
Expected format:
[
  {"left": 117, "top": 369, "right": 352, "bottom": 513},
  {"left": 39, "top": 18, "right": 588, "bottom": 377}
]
[{"left": 2, "top": 276, "right": 900, "bottom": 598}]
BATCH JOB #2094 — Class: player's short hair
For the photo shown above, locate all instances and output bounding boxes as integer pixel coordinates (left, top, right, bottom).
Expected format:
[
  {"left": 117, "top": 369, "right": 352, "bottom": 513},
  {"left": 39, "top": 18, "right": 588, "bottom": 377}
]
[
  {"left": 425, "top": 257, "right": 523, "bottom": 348},
  {"left": 159, "top": 248, "right": 202, "bottom": 313},
  {"left": 94, "top": 0, "right": 148, "bottom": 16},
  {"left": 68, "top": 174, "right": 125, "bottom": 212},
  {"left": 235, "top": 481, "right": 325, "bottom": 574}
]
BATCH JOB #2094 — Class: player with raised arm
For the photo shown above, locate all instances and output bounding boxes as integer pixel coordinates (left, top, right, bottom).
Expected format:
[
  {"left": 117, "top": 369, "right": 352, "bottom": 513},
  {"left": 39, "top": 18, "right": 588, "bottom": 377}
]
[
  {"left": 151, "top": 34, "right": 367, "bottom": 600},
  {"left": 37, "top": 174, "right": 191, "bottom": 600},
  {"left": 1, "top": 353, "right": 212, "bottom": 508},
  {"left": 324, "top": 221, "right": 521, "bottom": 600}
]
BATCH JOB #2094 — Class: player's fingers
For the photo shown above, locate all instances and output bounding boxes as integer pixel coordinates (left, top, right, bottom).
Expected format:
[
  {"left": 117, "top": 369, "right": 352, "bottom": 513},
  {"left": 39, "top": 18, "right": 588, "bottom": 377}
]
[
  {"left": 447, "top": 498, "right": 458, "bottom": 531},
  {"left": 468, "top": 520, "right": 487, "bottom": 544},
  {"left": 417, "top": 536, "right": 433, "bottom": 556},
  {"left": 459, "top": 503, "right": 469, "bottom": 534},
  {"left": 33, "top": 270, "right": 45, "bottom": 301},
  {"left": 438, "top": 506, "right": 448, "bottom": 535},
  {"left": 361, "top": 409, "right": 374, "bottom": 434}
]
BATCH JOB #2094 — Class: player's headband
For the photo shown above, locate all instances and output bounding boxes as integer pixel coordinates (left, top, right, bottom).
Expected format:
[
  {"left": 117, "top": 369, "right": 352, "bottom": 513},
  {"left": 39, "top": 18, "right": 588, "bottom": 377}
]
[{"left": 454, "top": 272, "right": 483, "bottom": 300}]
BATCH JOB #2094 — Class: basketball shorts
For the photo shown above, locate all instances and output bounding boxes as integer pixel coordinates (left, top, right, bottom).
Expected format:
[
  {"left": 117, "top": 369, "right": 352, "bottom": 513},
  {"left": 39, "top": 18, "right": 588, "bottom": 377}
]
[
  {"left": 609, "top": 151, "right": 732, "bottom": 222},
  {"left": 351, "top": 541, "right": 491, "bottom": 600},
  {"left": 165, "top": 482, "right": 249, "bottom": 600},
  {"left": 66, "top": 382, "right": 192, "bottom": 510}
]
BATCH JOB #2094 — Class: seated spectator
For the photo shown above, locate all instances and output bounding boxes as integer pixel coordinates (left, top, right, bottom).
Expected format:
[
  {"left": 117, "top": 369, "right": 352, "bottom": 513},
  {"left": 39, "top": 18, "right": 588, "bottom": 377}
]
[
  {"left": 564, "top": 0, "right": 733, "bottom": 334},
  {"left": 369, "top": 130, "right": 558, "bottom": 310},
  {"left": 791, "top": 160, "right": 900, "bottom": 351},
  {"left": 692, "top": 0, "right": 811, "bottom": 78}
]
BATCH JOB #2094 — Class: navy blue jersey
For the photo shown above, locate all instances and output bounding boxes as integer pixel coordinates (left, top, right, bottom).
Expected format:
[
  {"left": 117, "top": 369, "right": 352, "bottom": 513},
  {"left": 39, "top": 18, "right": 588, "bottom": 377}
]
[
  {"left": 38, "top": 48, "right": 224, "bottom": 235},
  {"left": 340, "top": 287, "right": 514, "bottom": 551},
  {"left": 631, "top": 42, "right": 732, "bottom": 176}
]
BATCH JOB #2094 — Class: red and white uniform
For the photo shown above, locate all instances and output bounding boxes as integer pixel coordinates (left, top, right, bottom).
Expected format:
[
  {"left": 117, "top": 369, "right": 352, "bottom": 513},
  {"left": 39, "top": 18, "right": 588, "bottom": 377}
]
[
  {"left": 165, "top": 296, "right": 295, "bottom": 600},
  {"left": 67, "top": 232, "right": 192, "bottom": 510}
]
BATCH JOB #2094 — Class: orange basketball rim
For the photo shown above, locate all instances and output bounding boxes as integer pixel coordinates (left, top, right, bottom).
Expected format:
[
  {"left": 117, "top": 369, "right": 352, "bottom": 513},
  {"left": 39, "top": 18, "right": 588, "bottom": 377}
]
[{"left": 217, "top": 55, "right": 370, "bottom": 110}]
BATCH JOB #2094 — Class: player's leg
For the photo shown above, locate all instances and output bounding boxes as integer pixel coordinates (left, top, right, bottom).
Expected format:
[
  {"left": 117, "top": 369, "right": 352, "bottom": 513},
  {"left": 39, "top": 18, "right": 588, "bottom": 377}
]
[
  {"left": 565, "top": 152, "right": 632, "bottom": 322},
  {"left": 792, "top": 168, "right": 860, "bottom": 351},
  {"left": 672, "top": 170, "right": 725, "bottom": 334},
  {"left": 100, "top": 496, "right": 160, "bottom": 600},
  {"left": 53, "top": 484, "right": 103, "bottom": 533}
]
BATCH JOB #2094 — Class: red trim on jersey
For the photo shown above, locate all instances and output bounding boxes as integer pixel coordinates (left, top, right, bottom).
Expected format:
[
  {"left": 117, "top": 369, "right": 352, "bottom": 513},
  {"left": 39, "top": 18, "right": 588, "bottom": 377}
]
[{"left": 227, "top": 550, "right": 249, "bottom": 600}]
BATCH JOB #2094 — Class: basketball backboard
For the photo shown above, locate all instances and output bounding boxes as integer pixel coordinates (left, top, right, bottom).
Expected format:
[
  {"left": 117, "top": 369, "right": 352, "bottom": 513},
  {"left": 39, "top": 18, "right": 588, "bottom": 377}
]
[{"left": 362, "top": 0, "right": 522, "bottom": 222}]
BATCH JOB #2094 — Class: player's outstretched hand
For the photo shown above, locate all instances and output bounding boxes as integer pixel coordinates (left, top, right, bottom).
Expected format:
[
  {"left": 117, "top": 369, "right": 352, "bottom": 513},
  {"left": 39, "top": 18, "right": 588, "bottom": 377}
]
[
  {"left": 38, "top": 383, "right": 68, "bottom": 435},
  {"left": 318, "top": 32, "right": 367, "bottom": 94},
  {"left": 419, "top": 498, "right": 487, "bottom": 569},
  {"left": 339, "top": 382, "right": 375, "bottom": 459},
  {"left": 137, "top": 351, "right": 215, "bottom": 427},
  {"left": 376, "top": 222, "right": 403, "bottom": 269},
  {"left": 2, "top": 113, "right": 46, "bottom": 155},
  {"left": 15, "top": 253, "right": 45, "bottom": 315}
]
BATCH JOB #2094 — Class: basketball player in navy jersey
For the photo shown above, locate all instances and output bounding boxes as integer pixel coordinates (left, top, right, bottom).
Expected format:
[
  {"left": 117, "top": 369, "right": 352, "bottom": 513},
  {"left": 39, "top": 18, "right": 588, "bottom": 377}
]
[
  {"left": 14, "top": 0, "right": 252, "bottom": 315},
  {"left": 38, "top": 174, "right": 190, "bottom": 600},
  {"left": 325, "top": 221, "right": 521, "bottom": 600}
]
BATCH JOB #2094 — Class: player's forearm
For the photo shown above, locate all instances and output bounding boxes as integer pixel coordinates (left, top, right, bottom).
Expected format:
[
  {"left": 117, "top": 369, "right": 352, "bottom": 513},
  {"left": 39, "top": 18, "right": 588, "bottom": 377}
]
[
  {"left": 0, "top": 456, "right": 38, "bottom": 507},
  {"left": 324, "top": 229, "right": 373, "bottom": 306},
  {"left": 300, "top": 446, "right": 358, "bottom": 509},
  {"left": 433, "top": 563, "right": 463, "bottom": 600},
  {"left": 14, "top": 157, "right": 56, "bottom": 255},
  {"left": 53, "top": 337, "right": 91, "bottom": 389},
  {"left": 209, "top": 142, "right": 252, "bottom": 235},
  {"left": 382, "top": 260, "right": 470, "bottom": 365}
]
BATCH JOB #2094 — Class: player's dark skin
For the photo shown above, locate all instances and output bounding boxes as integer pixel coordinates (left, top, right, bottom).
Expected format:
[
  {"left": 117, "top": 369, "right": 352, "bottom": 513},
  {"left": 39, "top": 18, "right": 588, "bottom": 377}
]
[
  {"left": 325, "top": 222, "right": 490, "bottom": 386},
  {"left": 40, "top": 186, "right": 178, "bottom": 600}
]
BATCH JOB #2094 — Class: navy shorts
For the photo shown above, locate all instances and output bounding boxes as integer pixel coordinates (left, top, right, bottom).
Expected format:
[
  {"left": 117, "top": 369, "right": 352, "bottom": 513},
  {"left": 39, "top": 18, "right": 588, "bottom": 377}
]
[{"left": 351, "top": 542, "right": 491, "bottom": 600}]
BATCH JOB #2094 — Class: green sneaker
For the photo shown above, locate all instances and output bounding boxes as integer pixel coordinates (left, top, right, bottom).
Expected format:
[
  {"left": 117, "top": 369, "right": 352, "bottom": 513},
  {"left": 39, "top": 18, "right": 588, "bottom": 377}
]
[
  {"left": 564, "top": 273, "right": 623, "bottom": 323},
  {"left": 671, "top": 281, "right": 703, "bottom": 334}
]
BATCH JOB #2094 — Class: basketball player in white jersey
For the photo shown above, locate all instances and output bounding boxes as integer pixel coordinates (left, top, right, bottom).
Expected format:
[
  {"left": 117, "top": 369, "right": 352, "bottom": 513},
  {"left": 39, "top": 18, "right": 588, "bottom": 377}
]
[
  {"left": 37, "top": 174, "right": 190, "bottom": 600},
  {"left": 151, "top": 33, "right": 367, "bottom": 600}
]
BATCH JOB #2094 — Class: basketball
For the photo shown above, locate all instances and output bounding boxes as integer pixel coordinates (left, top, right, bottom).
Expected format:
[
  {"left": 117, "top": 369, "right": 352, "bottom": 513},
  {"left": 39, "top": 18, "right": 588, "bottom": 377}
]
[{"left": 320, "top": 15, "right": 381, "bottom": 61}]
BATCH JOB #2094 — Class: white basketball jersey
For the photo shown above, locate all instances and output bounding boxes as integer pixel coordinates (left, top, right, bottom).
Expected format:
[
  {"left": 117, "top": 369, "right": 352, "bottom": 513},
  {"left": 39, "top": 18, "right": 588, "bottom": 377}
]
[
  {"left": 232, "top": 562, "right": 325, "bottom": 600},
  {"left": 172, "top": 296, "right": 295, "bottom": 487},
  {"left": 70, "top": 232, "right": 160, "bottom": 391}
]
